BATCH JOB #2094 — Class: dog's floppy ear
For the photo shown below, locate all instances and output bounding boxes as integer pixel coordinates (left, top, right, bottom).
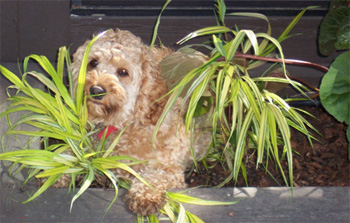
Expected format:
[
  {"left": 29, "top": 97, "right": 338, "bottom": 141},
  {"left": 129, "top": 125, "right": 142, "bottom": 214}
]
[{"left": 134, "top": 46, "right": 170, "bottom": 125}]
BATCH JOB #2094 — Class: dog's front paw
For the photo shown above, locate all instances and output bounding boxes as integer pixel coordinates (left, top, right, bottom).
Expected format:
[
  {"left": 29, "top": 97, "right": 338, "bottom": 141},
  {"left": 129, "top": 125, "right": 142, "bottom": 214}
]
[{"left": 125, "top": 183, "right": 166, "bottom": 216}]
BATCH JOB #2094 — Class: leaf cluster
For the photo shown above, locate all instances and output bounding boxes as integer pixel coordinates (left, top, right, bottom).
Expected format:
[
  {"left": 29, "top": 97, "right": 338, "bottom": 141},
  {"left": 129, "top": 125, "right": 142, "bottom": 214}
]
[
  {"left": 154, "top": 0, "right": 317, "bottom": 191},
  {"left": 319, "top": 51, "right": 350, "bottom": 159},
  {"left": 318, "top": 0, "right": 350, "bottom": 56},
  {"left": 138, "top": 191, "right": 238, "bottom": 223},
  {"left": 0, "top": 31, "right": 150, "bottom": 218}
]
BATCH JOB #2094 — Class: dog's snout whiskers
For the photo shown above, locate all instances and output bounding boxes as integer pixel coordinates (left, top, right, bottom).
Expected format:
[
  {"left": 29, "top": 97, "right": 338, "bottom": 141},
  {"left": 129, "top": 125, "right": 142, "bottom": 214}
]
[{"left": 89, "top": 86, "right": 107, "bottom": 100}]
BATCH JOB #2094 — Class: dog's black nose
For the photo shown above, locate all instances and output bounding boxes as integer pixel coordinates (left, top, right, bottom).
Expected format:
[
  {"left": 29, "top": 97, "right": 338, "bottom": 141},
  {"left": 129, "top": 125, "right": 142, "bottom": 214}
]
[{"left": 89, "top": 86, "right": 106, "bottom": 100}]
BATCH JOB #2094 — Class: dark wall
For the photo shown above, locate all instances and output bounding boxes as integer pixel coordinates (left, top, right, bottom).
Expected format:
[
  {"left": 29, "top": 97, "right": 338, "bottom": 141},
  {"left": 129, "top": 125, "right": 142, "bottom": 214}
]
[
  {"left": 0, "top": 0, "right": 335, "bottom": 85},
  {"left": 0, "top": 0, "right": 70, "bottom": 62}
]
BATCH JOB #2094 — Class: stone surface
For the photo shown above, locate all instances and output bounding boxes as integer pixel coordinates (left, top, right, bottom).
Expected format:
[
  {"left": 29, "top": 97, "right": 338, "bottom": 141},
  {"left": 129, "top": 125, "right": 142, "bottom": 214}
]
[{"left": 0, "top": 186, "right": 349, "bottom": 223}]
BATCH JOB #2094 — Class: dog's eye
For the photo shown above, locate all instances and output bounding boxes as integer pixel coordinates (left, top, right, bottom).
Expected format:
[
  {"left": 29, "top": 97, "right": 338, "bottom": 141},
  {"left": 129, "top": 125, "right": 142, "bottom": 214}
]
[
  {"left": 89, "top": 59, "right": 98, "bottom": 68},
  {"left": 117, "top": 68, "right": 129, "bottom": 77}
]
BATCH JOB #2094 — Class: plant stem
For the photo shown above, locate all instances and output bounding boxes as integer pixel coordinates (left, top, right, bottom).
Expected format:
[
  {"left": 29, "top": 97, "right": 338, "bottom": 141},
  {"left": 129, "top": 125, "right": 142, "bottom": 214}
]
[
  {"left": 218, "top": 53, "right": 327, "bottom": 97},
  {"left": 233, "top": 53, "right": 329, "bottom": 73}
]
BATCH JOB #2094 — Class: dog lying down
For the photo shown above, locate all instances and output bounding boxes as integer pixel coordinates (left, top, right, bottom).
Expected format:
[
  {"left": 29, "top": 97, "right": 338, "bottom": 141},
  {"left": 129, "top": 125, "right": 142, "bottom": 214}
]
[{"left": 68, "top": 29, "right": 211, "bottom": 216}]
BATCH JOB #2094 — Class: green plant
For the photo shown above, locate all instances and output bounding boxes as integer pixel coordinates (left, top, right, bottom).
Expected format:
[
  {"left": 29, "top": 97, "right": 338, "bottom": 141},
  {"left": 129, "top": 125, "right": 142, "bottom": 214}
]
[
  {"left": 318, "top": 0, "right": 350, "bottom": 56},
  {"left": 154, "top": 0, "right": 317, "bottom": 189},
  {"left": 319, "top": 51, "right": 350, "bottom": 159},
  {"left": 318, "top": 0, "right": 350, "bottom": 159},
  {"left": 0, "top": 30, "right": 148, "bottom": 215}
]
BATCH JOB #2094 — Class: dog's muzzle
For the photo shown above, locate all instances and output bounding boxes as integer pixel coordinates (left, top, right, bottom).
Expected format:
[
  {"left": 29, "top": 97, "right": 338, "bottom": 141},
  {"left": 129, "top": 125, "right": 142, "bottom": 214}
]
[{"left": 89, "top": 86, "right": 106, "bottom": 100}]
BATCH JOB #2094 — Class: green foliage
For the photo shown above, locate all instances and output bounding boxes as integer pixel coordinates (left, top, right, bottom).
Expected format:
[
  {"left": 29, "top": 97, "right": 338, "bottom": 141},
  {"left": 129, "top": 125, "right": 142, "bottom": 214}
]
[
  {"left": 0, "top": 31, "right": 148, "bottom": 216},
  {"left": 318, "top": 0, "right": 350, "bottom": 56},
  {"left": 150, "top": 0, "right": 172, "bottom": 50},
  {"left": 138, "top": 191, "right": 238, "bottom": 223},
  {"left": 318, "top": 0, "right": 350, "bottom": 159},
  {"left": 319, "top": 51, "right": 350, "bottom": 125},
  {"left": 319, "top": 51, "right": 350, "bottom": 158},
  {"left": 154, "top": 0, "right": 316, "bottom": 190},
  {"left": 160, "top": 47, "right": 209, "bottom": 98}
]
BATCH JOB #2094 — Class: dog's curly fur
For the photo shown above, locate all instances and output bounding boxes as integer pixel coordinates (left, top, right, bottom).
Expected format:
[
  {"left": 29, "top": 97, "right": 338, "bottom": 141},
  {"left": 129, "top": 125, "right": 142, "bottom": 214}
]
[{"left": 70, "top": 29, "right": 206, "bottom": 216}]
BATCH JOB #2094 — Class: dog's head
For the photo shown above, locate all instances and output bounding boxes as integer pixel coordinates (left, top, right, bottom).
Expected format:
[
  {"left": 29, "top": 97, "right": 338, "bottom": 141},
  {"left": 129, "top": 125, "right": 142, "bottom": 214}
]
[{"left": 71, "top": 29, "right": 169, "bottom": 127}]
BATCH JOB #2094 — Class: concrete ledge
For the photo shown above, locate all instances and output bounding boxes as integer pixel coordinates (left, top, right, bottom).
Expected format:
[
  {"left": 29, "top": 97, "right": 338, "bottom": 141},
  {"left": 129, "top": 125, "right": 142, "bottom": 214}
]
[{"left": 1, "top": 186, "right": 349, "bottom": 223}]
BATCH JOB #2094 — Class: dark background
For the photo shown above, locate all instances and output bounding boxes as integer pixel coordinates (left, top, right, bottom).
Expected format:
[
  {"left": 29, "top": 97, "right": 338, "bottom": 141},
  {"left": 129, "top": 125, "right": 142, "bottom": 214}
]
[{"left": 0, "top": 0, "right": 335, "bottom": 85}]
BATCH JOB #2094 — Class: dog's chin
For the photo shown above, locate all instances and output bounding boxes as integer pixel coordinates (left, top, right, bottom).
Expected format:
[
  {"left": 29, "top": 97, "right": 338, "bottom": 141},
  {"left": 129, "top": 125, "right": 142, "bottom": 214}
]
[
  {"left": 87, "top": 99, "right": 118, "bottom": 122},
  {"left": 87, "top": 98, "right": 103, "bottom": 106}
]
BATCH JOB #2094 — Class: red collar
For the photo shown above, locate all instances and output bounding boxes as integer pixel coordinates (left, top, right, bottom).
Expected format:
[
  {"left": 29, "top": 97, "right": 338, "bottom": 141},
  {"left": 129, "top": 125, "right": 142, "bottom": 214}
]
[{"left": 98, "top": 126, "right": 118, "bottom": 140}]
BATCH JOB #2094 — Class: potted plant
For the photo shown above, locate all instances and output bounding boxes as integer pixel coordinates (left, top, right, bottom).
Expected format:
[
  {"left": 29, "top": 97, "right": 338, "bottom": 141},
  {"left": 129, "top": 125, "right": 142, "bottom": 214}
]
[{"left": 154, "top": 0, "right": 319, "bottom": 190}]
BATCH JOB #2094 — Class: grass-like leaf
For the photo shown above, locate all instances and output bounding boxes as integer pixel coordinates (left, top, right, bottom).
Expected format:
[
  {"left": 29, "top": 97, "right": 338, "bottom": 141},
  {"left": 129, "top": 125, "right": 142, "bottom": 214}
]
[
  {"left": 70, "top": 163, "right": 95, "bottom": 212},
  {"left": 167, "top": 191, "right": 238, "bottom": 206},
  {"left": 150, "top": 0, "right": 173, "bottom": 50},
  {"left": 75, "top": 30, "right": 110, "bottom": 115},
  {"left": 177, "top": 26, "right": 233, "bottom": 45}
]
